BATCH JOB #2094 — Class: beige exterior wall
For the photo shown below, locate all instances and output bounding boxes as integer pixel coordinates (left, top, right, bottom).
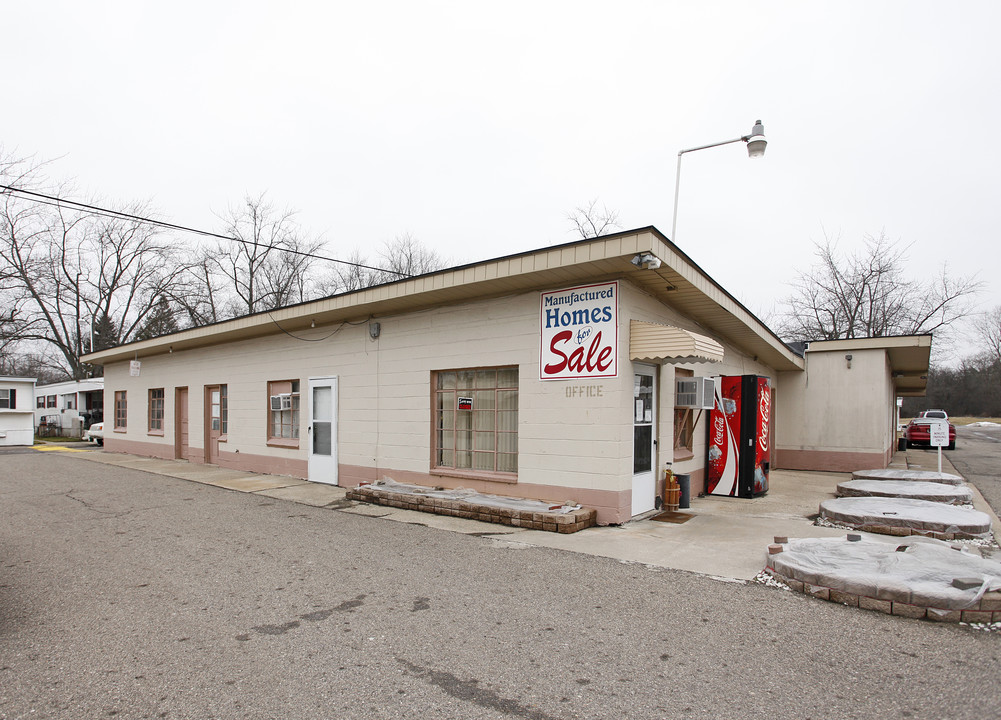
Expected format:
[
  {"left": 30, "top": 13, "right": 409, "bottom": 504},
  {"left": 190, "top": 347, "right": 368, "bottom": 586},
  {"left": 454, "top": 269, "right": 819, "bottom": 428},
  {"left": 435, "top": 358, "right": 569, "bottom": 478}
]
[
  {"left": 102, "top": 280, "right": 784, "bottom": 525},
  {"left": 620, "top": 283, "right": 777, "bottom": 495},
  {"left": 775, "top": 347, "right": 894, "bottom": 471}
]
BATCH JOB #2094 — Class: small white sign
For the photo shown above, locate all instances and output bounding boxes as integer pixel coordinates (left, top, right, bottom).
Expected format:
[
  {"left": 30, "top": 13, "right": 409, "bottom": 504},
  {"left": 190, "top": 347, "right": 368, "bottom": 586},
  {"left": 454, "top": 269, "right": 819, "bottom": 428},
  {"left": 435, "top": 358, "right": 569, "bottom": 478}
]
[
  {"left": 130, "top": 360, "right": 141, "bottom": 377},
  {"left": 928, "top": 419, "right": 949, "bottom": 447}
]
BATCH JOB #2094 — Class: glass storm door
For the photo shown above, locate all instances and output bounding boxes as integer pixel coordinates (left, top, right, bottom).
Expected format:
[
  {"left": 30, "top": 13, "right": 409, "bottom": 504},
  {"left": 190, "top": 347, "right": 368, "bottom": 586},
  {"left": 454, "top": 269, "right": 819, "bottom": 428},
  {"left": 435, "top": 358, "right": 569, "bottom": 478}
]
[
  {"left": 308, "top": 376, "right": 338, "bottom": 485},
  {"left": 205, "top": 385, "right": 222, "bottom": 464},
  {"left": 631, "top": 365, "right": 657, "bottom": 516}
]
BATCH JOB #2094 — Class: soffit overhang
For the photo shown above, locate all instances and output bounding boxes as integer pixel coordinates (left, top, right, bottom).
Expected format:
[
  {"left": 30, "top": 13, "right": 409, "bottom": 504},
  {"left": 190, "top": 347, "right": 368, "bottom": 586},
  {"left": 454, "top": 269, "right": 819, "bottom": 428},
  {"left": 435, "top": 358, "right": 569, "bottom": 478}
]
[{"left": 82, "top": 227, "right": 805, "bottom": 373}]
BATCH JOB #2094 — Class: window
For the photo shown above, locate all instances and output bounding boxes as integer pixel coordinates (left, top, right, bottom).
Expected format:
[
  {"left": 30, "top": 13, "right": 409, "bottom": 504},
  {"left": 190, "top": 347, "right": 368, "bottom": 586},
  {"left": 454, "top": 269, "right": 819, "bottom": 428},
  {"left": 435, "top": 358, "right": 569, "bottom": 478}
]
[
  {"left": 268, "top": 380, "right": 300, "bottom": 445},
  {"left": 114, "top": 391, "right": 127, "bottom": 430},
  {"left": 148, "top": 388, "right": 164, "bottom": 433},
  {"left": 47, "top": 395, "right": 57, "bottom": 408},
  {"left": 37, "top": 396, "right": 45, "bottom": 409},
  {"left": 0, "top": 388, "right": 14, "bottom": 409},
  {"left": 63, "top": 394, "right": 77, "bottom": 410},
  {"left": 220, "top": 385, "right": 228, "bottom": 435},
  {"left": 208, "top": 385, "right": 227, "bottom": 437},
  {"left": 674, "top": 369, "right": 695, "bottom": 459},
  {"left": 433, "top": 367, "right": 518, "bottom": 477}
]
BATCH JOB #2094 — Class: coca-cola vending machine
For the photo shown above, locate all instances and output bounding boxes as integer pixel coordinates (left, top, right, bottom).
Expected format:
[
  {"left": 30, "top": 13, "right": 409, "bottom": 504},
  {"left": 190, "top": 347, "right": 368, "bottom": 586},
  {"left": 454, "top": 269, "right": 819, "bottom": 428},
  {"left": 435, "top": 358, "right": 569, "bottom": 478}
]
[{"left": 706, "top": 375, "right": 771, "bottom": 498}]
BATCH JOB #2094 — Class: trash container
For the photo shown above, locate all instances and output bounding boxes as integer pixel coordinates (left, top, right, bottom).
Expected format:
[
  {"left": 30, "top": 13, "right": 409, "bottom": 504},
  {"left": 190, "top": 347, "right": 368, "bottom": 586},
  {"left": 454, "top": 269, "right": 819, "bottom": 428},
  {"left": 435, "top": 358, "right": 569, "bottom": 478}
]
[
  {"left": 897, "top": 437, "right": 907, "bottom": 451},
  {"left": 676, "top": 474, "right": 691, "bottom": 509}
]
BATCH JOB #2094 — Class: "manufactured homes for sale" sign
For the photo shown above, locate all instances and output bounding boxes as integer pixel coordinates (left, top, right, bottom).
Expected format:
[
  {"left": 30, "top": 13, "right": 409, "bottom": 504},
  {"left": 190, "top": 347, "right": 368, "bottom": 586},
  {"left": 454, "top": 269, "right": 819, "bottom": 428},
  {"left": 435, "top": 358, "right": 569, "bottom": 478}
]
[{"left": 540, "top": 281, "right": 618, "bottom": 380}]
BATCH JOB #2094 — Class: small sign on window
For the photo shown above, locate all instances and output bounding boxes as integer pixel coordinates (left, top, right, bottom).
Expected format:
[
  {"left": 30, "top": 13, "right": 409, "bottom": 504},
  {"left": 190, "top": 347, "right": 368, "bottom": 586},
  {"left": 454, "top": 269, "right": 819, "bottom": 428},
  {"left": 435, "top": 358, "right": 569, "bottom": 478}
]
[{"left": 457, "top": 397, "right": 473, "bottom": 410}]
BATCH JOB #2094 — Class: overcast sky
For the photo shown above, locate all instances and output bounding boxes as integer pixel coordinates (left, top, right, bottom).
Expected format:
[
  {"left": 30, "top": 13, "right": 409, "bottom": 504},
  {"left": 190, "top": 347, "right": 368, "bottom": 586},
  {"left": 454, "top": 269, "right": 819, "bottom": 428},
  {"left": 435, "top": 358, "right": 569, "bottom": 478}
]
[{"left": 5, "top": 1, "right": 999, "bottom": 358}]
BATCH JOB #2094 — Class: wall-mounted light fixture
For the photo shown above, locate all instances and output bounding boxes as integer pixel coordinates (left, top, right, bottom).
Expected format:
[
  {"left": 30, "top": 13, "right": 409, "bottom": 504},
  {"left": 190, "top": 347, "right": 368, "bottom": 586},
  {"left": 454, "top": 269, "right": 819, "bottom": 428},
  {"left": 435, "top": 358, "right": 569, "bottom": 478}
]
[
  {"left": 845, "top": 353, "right": 852, "bottom": 369},
  {"left": 631, "top": 252, "right": 663, "bottom": 270},
  {"left": 369, "top": 322, "right": 381, "bottom": 339},
  {"left": 169, "top": 346, "right": 173, "bottom": 354},
  {"left": 311, "top": 319, "right": 316, "bottom": 328}
]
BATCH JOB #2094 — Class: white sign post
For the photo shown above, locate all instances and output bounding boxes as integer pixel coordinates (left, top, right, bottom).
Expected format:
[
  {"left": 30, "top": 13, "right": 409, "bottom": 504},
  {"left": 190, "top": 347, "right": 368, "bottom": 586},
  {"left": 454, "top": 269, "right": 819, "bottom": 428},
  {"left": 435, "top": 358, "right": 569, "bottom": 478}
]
[{"left": 927, "top": 419, "right": 949, "bottom": 474}]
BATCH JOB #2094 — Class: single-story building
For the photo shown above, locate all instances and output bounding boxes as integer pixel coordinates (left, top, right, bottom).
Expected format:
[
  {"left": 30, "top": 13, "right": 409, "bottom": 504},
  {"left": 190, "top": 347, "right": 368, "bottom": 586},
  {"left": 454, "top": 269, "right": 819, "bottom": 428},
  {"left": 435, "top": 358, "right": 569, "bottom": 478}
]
[
  {"left": 34, "top": 378, "right": 105, "bottom": 437},
  {"left": 0, "top": 375, "right": 38, "bottom": 446},
  {"left": 81, "top": 228, "right": 931, "bottom": 524}
]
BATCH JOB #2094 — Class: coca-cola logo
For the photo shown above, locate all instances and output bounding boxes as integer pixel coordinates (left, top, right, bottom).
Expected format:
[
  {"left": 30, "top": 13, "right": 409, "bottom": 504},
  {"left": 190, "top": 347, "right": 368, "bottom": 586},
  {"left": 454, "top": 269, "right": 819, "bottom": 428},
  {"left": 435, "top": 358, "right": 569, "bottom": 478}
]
[
  {"left": 713, "top": 413, "right": 725, "bottom": 446},
  {"left": 758, "top": 388, "right": 771, "bottom": 453}
]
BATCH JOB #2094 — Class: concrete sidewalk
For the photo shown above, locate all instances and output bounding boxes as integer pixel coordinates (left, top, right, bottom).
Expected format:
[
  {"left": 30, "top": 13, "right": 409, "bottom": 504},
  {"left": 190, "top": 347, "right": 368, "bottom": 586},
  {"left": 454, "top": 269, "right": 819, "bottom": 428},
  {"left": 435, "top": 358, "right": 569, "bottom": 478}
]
[{"left": 69, "top": 445, "right": 998, "bottom": 581}]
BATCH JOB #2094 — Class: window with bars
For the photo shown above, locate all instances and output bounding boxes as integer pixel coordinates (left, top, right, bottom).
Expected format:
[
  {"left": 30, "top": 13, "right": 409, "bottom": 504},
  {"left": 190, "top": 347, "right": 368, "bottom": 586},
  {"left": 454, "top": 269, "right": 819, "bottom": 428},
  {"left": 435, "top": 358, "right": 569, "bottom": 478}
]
[
  {"left": 433, "top": 367, "right": 518, "bottom": 477},
  {"left": 114, "top": 391, "right": 127, "bottom": 430},
  {"left": 268, "top": 380, "right": 300, "bottom": 445},
  {"left": 149, "top": 388, "right": 164, "bottom": 433}
]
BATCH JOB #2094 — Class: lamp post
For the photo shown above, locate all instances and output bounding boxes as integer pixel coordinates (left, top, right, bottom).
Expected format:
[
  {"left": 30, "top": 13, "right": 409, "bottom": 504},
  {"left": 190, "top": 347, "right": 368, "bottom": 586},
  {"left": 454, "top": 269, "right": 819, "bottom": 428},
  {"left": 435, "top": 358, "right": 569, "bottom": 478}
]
[{"left": 671, "top": 120, "right": 767, "bottom": 241}]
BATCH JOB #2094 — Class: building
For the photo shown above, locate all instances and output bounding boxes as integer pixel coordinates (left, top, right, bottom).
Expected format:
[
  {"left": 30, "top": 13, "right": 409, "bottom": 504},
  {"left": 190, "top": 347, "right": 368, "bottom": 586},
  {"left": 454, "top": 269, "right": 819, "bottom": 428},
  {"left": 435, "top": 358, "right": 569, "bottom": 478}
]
[
  {"left": 81, "top": 228, "right": 931, "bottom": 524},
  {"left": 0, "top": 376, "right": 38, "bottom": 446},
  {"left": 33, "top": 379, "right": 105, "bottom": 437}
]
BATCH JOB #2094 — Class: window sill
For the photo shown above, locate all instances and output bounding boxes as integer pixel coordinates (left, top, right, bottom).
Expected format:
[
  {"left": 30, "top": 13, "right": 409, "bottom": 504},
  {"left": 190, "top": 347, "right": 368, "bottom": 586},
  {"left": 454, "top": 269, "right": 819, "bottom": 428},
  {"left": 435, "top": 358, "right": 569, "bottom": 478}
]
[
  {"left": 431, "top": 467, "right": 518, "bottom": 484},
  {"left": 673, "top": 448, "right": 695, "bottom": 462},
  {"left": 267, "top": 438, "right": 300, "bottom": 449},
  {"left": 147, "top": 430, "right": 165, "bottom": 437},
  {"left": 114, "top": 428, "right": 127, "bottom": 433}
]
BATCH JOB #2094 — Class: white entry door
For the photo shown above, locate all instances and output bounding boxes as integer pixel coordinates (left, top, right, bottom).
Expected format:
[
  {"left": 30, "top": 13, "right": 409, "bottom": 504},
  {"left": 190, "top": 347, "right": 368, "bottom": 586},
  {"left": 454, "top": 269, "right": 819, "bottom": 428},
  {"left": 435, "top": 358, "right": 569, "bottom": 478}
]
[
  {"left": 308, "top": 376, "right": 338, "bottom": 485},
  {"left": 631, "top": 365, "right": 657, "bottom": 516}
]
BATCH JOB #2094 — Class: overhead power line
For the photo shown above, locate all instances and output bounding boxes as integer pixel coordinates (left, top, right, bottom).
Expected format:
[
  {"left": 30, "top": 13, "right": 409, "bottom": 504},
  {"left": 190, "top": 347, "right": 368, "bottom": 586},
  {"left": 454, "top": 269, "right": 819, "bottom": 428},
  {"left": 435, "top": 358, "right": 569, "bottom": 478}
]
[{"left": 0, "top": 184, "right": 412, "bottom": 278}]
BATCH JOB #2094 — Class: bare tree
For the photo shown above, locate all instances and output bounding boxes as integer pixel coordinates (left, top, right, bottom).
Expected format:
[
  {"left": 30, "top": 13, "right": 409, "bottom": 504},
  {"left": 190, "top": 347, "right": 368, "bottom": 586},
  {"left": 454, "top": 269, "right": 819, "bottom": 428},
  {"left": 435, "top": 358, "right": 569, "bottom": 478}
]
[
  {"left": 171, "top": 253, "right": 224, "bottom": 327},
  {"left": 377, "top": 232, "right": 446, "bottom": 277},
  {"left": 0, "top": 150, "right": 187, "bottom": 378},
  {"left": 566, "top": 199, "right": 620, "bottom": 239},
  {"left": 316, "top": 248, "right": 379, "bottom": 296},
  {"left": 973, "top": 306, "right": 1001, "bottom": 367},
  {"left": 212, "top": 193, "right": 324, "bottom": 316},
  {"left": 777, "top": 232, "right": 981, "bottom": 345},
  {"left": 317, "top": 234, "right": 447, "bottom": 296}
]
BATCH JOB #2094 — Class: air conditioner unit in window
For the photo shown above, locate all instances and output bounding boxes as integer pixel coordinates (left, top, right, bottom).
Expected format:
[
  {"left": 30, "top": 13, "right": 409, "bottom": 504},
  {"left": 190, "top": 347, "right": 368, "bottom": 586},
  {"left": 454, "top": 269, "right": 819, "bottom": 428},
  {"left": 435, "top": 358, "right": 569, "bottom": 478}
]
[
  {"left": 270, "top": 394, "right": 292, "bottom": 411},
  {"left": 676, "top": 376, "right": 716, "bottom": 409}
]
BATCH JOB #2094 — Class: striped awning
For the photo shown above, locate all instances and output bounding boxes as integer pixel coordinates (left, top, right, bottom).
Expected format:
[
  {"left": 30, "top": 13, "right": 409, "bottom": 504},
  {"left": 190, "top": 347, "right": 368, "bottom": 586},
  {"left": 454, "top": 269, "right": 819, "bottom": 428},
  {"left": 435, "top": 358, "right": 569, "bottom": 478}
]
[{"left": 629, "top": 320, "right": 725, "bottom": 364}]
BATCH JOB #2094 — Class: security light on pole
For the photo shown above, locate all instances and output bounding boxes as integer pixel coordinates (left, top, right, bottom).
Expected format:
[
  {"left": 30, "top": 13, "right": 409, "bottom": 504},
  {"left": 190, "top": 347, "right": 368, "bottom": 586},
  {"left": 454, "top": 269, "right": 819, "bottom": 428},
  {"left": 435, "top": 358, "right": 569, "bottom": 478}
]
[{"left": 671, "top": 120, "right": 768, "bottom": 241}]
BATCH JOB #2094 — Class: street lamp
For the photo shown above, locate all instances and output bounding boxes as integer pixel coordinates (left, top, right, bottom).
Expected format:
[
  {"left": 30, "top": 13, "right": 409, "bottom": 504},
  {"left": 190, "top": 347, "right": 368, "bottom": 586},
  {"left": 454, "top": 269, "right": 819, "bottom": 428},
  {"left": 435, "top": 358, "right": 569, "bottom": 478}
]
[{"left": 670, "top": 119, "right": 767, "bottom": 241}]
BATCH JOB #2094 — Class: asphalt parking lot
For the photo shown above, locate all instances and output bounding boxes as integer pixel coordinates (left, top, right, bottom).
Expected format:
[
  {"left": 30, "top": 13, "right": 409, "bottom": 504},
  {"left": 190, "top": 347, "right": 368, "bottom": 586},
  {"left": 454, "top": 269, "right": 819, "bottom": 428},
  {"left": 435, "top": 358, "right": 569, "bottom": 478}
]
[{"left": 2, "top": 450, "right": 1000, "bottom": 719}]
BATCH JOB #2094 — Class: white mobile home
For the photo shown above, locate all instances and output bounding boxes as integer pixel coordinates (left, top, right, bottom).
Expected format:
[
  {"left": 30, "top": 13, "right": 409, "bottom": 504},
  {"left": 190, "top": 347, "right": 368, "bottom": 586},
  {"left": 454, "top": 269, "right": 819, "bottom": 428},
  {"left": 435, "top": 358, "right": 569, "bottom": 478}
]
[
  {"left": 34, "top": 379, "right": 105, "bottom": 437},
  {"left": 0, "top": 376, "right": 38, "bottom": 446}
]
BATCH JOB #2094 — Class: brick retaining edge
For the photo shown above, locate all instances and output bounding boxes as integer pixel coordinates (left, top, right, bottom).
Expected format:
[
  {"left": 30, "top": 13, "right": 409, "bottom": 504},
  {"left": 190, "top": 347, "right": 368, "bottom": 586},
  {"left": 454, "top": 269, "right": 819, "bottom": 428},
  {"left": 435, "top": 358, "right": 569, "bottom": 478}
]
[
  {"left": 346, "top": 485, "right": 597, "bottom": 534},
  {"left": 763, "top": 567, "right": 1001, "bottom": 624}
]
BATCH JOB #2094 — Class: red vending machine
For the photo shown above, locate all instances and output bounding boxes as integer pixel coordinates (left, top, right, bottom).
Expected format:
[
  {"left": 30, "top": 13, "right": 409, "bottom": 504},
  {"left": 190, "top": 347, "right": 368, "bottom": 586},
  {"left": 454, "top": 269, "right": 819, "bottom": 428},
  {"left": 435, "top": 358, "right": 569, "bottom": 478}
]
[{"left": 706, "top": 375, "right": 771, "bottom": 498}]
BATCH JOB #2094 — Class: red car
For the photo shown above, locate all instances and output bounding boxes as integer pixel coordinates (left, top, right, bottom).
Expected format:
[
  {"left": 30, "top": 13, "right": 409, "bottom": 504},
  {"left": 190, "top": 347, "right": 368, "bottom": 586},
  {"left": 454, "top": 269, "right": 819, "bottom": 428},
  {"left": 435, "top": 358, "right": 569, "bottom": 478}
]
[{"left": 904, "top": 417, "right": 956, "bottom": 450}]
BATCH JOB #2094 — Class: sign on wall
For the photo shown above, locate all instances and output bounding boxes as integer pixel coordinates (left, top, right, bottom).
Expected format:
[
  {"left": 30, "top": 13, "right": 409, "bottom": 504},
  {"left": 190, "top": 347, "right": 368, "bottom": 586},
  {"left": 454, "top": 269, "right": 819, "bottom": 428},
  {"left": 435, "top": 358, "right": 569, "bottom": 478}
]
[{"left": 540, "top": 281, "right": 618, "bottom": 380}]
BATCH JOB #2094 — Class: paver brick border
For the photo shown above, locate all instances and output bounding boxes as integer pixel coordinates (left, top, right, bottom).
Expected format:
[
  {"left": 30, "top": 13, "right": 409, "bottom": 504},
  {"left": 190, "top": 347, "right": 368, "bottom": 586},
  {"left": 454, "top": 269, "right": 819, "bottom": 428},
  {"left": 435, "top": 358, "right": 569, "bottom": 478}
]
[
  {"left": 346, "top": 484, "right": 597, "bottom": 533},
  {"left": 763, "top": 566, "right": 1001, "bottom": 624}
]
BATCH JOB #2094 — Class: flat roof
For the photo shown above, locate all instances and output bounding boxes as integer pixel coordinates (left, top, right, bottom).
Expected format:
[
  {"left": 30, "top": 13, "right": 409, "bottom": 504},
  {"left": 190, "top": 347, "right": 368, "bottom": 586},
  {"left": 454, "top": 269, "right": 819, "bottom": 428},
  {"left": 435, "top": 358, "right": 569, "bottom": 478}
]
[
  {"left": 81, "top": 227, "right": 806, "bottom": 372},
  {"left": 804, "top": 335, "right": 932, "bottom": 396}
]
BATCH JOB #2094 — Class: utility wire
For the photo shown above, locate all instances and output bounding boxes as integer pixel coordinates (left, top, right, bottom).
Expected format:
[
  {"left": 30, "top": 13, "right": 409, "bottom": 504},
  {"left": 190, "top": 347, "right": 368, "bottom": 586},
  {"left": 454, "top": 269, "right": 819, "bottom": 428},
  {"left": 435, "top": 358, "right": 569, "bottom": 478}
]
[{"left": 0, "top": 183, "right": 412, "bottom": 278}]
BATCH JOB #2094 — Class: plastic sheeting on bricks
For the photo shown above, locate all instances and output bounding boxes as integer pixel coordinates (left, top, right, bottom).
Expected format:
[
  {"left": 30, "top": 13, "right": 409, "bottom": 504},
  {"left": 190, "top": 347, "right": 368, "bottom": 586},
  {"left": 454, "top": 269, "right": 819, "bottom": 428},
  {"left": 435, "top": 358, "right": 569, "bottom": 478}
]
[
  {"left": 363, "top": 477, "right": 582, "bottom": 514},
  {"left": 768, "top": 536, "right": 1001, "bottom": 610},
  {"left": 819, "top": 497, "right": 991, "bottom": 537},
  {"left": 851, "top": 468, "right": 964, "bottom": 486},
  {"left": 836, "top": 479, "right": 973, "bottom": 505}
]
